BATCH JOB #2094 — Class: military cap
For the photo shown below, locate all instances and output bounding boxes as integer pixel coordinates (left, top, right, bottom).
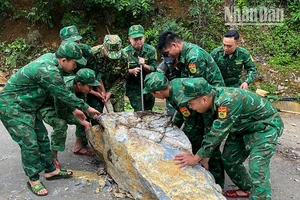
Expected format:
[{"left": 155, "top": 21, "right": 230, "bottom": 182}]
[
  {"left": 142, "top": 72, "right": 169, "bottom": 94},
  {"left": 128, "top": 25, "right": 144, "bottom": 38},
  {"left": 74, "top": 68, "right": 100, "bottom": 86},
  {"left": 59, "top": 25, "right": 82, "bottom": 42},
  {"left": 103, "top": 35, "right": 122, "bottom": 59},
  {"left": 181, "top": 78, "right": 213, "bottom": 102},
  {"left": 56, "top": 41, "right": 87, "bottom": 66}
]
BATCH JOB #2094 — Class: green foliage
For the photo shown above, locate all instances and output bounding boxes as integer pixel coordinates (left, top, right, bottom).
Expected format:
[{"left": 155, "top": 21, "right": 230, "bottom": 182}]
[
  {"left": 0, "top": 38, "right": 54, "bottom": 72},
  {"left": 23, "top": 0, "right": 55, "bottom": 28},
  {"left": 0, "top": 0, "right": 12, "bottom": 18},
  {"left": 145, "top": 16, "right": 193, "bottom": 47},
  {"left": 124, "top": 102, "right": 134, "bottom": 112},
  {"left": 0, "top": 38, "right": 30, "bottom": 71},
  {"left": 61, "top": 11, "right": 98, "bottom": 46}
]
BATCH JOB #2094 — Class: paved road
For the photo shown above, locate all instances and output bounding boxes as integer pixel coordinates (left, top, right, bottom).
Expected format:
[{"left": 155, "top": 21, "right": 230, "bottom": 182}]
[
  {"left": 0, "top": 122, "right": 118, "bottom": 200},
  {"left": 0, "top": 113, "right": 299, "bottom": 200}
]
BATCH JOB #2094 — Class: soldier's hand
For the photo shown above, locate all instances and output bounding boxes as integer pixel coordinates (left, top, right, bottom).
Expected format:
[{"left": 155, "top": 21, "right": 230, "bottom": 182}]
[
  {"left": 174, "top": 154, "right": 202, "bottom": 168},
  {"left": 86, "top": 106, "right": 100, "bottom": 117},
  {"left": 138, "top": 57, "right": 145, "bottom": 65},
  {"left": 104, "top": 92, "right": 112, "bottom": 102},
  {"left": 240, "top": 82, "right": 249, "bottom": 90},
  {"left": 80, "top": 120, "right": 92, "bottom": 132},
  {"left": 73, "top": 109, "right": 86, "bottom": 121},
  {"left": 129, "top": 67, "right": 141, "bottom": 77},
  {"left": 200, "top": 158, "right": 210, "bottom": 170}
]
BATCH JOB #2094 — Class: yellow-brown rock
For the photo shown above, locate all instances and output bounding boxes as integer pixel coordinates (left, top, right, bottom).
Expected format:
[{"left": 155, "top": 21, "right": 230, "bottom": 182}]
[{"left": 87, "top": 111, "right": 225, "bottom": 200}]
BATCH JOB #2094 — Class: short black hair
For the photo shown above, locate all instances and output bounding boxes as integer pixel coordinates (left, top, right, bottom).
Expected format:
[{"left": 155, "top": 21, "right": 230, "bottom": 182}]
[
  {"left": 157, "top": 31, "right": 182, "bottom": 51},
  {"left": 224, "top": 30, "right": 240, "bottom": 41}
]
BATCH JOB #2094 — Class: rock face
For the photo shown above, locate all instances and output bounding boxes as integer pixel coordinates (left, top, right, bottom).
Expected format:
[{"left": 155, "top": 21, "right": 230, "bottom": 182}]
[{"left": 87, "top": 111, "right": 225, "bottom": 200}]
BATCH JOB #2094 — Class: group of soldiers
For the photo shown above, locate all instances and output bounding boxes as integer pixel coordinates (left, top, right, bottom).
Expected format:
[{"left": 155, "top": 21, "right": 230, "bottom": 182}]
[{"left": 0, "top": 24, "right": 284, "bottom": 200}]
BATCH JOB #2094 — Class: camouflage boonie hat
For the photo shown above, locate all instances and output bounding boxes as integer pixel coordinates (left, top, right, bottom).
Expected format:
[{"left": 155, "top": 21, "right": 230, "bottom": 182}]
[
  {"left": 75, "top": 68, "right": 100, "bottom": 86},
  {"left": 59, "top": 25, "right": 82, "bottom": 42},
  {"left": 181, "top": 78, "right": 213, "bottom": 103},
  {"left": 128, "top": 25, "right": 144, "bottom": 38},
  {"left": 56, "top": 41, "right": 87, "bottom": 66},
  {"left": 143, "top": 72, "right": 169, "bottom": 94},
  {"left": 104, "top": 35, "right": 122, "bottom": 59}
]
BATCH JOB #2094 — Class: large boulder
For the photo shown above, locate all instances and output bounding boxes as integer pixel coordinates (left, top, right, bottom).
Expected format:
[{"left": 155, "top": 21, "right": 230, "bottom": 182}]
[{"left": 87, "top": 111, "right": 225, "bottom": 200}]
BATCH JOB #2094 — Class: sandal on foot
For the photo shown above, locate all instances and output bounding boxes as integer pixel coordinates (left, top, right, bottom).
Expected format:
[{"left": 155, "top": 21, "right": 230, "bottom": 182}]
[
  {"left": 27, "top": 181, "right": 48, "bottom": 196},
  {"left": 224, "top": 190, "right": 250, "bottom": 198},
  {"left": 73, "top": 147, "right": 95, "bottom": 157},
  {"left": 45, "top": 169, "right": 73, "bottom": 181},
  {"left": 54, "top": 158, "right": 61, "bottom": 169}
]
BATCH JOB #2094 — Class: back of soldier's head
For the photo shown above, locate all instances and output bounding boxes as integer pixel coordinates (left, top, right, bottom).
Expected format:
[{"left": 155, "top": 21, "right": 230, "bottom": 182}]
[{"left": 157, "top": 31, "right": 182, "bottom": 51}]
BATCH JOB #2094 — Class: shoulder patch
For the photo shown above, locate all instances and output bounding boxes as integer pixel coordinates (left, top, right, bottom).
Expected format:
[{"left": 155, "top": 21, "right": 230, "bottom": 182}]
[
  {"left": 179, "top": 107, "right": 191, "bottom": 117},
  {"left": 218, "top": 106, "right": 228, "bottom": 119},
  {"left": 188, "top": 63, "right": 196, "bottom": 74}
]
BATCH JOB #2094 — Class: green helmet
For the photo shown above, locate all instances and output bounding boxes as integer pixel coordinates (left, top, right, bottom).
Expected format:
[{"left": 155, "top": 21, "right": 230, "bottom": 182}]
[{"left": 103, "top": 35, "right": 122, "bottom": 59}]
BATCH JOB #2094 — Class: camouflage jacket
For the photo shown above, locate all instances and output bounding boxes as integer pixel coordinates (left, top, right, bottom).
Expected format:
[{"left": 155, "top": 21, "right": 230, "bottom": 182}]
[
  {"left": 176, "top": 42, "right": 225, "bottom": 87},
  {"left": 124, "top": 43, "right": 157, "bottom": 90},
  {"left": 211, "top": 46, "right": 257, "bottom": 87},
  {"left": 196, "top": 87, "right": 284, "bottom": 158},
  {"left": 63, "top": 43, "right": 97, "bottom": 76},
  {"left": 54, "top": 76, "right": 86, "bottom": 125},
  {"left": 0, "top": 53, "right": 89, "bottom": 126},
  {"left": 92, "top": 45, "right": 129, "bottom": 96},
  {"left": 168, "top": 78, "right": 203, "bottom": 127}
]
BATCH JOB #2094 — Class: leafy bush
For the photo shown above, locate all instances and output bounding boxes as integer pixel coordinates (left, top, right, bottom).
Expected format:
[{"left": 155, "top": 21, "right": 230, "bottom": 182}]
[{"left": 0, "top": 0, "right": 12, "bottom": 19}]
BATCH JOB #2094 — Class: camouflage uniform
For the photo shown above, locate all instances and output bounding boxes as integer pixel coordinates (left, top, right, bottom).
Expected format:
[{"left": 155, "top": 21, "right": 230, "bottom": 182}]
[
  {"left": 143, "top": 72, "right": 224, "bottom": 188},
  {"left": 59, "top": 25, "right": 97, "bottom": 76},
  {"left": 40, "top": 69, "right": 100, "bottom": 152},
  {"left": 91, "top": 35, "right": 129, "bottom": 113},
  {"left": 211, "top": 46, "right": 257, "bottom": 87},
  {"left": 182, "top": 79, "right": 284, "bottom": 200},
  {"left": 0, "top": 41, "right": 89, "bottom": 181},
  {"left": 60, "top": 25, "right": 99, "bottom": 143},
  {"left": 124, "top": 25, "right": 157, "bottom": 111}
]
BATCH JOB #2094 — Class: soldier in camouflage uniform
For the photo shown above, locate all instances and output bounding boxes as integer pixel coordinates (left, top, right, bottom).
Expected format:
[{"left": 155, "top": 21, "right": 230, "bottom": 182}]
[
  {"left": 156, "top": 31, "right": 226, "bottom": 187},
  {"left": 40, "top": 69, "right": 100, "bottom": 169},
  {"left": 211, "top": 30, "right": 257, "bottom": 89},
  {"left": 0, "top": 41, "right": 100, "bottom": 196},
  {"left": 60, "top": 25, "right": 103, "bottom": 144},
  {"left": 124, "top": 25, "right": 157, "bottom": 111},
  {"left": 156, "top": 30, "right": 225, "bottom": 124},
  {"left": 143, "top": 72, "right": 225, "bottom": 188},
  {"left": 176, "top": 78, "right": 284, "bottom": 200},
  {"left": 91, "top": 35, "right": 129, "bottom": 113}
]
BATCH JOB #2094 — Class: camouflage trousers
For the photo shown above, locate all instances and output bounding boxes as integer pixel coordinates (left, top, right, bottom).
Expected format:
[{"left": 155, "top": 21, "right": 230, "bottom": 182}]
[
  {"left": 0, "top": 114, "right": 56, "bottom": 181},
  {"left": 222, "top": 114, "right": 283, "bottom": 200},
  {"left": 39, "top": 106, "right": 86, "bottom": 152},
  {"left": 126, "top": 88, "right": 155, "bottom": 111},
  {"left": 183, "top": 114, "right": 224, "bottom": 188}
]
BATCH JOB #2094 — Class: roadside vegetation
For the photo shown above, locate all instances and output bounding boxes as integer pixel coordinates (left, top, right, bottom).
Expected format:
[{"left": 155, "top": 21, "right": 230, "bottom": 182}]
[{"left": 0, "top": 0, "right": 299, "bottom": 97}]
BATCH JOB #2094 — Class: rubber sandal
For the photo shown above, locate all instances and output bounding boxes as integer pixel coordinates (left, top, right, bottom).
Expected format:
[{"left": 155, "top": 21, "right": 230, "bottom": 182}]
[
  {"left": 45, "top": 169, "right": 73, "bottom": 181},
  {"left": 73, "top": 147, "right": 95, "bottom": 157},
  {"left": 27, "top": 181, "right": 48, "bottom": 196},
  {"left": 224, "top": 190, "right": 250, "bottom": 198},
  {"left": 54, "top": 158, "right": 61, "bottom": 169}
]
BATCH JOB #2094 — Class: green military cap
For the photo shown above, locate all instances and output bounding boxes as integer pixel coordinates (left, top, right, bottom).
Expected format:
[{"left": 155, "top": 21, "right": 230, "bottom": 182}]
[
  {"left": 56, "top": 41, "right": 87, "bottom": 66},
  {"left": 75, "top": 68, "right": 100, "bottom": 86},
  {"left": 142, "top": 72, "right": 169, "bottom": 94},
  {"left": 103, "top": 35, "right": 122, "bottom": 59},
  {"left": 128, "top": 25, "right": 144, "bottom": 38},
  {"left": 59, "top": 25, "right": 82, "bottom": 42},
  {"left": 181, "top": 78, "right": 213, "bottom": 102}
]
